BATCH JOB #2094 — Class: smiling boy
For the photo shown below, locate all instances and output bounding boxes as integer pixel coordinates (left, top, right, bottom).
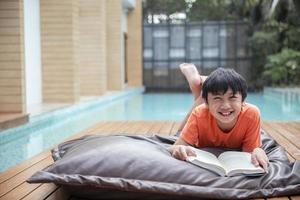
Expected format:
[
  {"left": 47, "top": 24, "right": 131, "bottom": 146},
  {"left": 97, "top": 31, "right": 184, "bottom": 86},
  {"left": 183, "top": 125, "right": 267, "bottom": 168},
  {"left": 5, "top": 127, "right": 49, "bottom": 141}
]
[{"left": 170, "top": 63, "right": 269, "bottom": 171}]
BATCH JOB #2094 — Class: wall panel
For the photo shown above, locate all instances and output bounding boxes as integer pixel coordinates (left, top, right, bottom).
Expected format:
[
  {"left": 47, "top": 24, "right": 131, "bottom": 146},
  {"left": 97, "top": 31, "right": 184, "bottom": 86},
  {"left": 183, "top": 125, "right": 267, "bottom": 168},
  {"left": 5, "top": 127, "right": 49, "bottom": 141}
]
[
  {"left": 79, "top": 0, "right": 106, "bottom": 96},
  {"left": 0, "top": 0, "right": 25, "bottom": 112},
  {"left": 40, "top": 0, "right": 79, "bottom": 103}
]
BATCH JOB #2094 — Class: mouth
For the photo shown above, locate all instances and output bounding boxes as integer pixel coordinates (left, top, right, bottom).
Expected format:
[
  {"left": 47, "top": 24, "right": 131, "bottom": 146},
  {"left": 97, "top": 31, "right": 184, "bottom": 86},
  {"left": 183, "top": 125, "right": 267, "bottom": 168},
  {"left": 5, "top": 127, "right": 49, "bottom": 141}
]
[{"left": 218, "top": 111, "right": 234, "bottom": 117}]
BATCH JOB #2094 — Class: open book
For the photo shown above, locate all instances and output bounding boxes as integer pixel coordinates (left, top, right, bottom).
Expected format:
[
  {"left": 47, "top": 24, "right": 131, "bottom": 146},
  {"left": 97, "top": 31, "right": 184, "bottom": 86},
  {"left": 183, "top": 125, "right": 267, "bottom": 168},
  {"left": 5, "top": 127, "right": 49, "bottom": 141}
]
[{"left": 186, "top": 148, "right": 265, "bottom": 177}]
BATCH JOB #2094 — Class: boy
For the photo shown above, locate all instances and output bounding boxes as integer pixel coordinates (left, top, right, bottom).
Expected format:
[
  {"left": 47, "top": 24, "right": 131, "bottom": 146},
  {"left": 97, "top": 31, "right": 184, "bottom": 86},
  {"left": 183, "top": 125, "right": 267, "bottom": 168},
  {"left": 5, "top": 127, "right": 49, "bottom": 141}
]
[{"left": 169, "top": 63, "right": 269, "bottom": 172}]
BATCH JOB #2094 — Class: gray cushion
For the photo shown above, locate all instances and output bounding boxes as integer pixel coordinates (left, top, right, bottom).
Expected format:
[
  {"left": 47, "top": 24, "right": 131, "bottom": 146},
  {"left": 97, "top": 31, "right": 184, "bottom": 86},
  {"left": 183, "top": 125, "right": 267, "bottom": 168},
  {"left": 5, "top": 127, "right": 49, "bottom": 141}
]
[{"left": 27, "top": 131, "right": 300, "bottom": 199}]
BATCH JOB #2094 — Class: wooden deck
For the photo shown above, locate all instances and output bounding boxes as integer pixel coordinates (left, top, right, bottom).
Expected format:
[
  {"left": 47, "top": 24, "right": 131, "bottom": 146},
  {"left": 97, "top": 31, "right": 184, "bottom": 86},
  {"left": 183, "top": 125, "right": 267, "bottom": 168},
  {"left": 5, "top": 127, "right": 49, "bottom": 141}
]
[{"left": 0, "top": 121, "right": 300, "bottom": 200}]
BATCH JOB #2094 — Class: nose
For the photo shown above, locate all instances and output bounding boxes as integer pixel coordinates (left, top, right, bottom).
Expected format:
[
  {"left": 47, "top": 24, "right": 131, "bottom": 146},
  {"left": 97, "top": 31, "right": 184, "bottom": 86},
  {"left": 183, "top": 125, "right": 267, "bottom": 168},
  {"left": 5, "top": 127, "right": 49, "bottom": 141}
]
[{"left": 220, "top": 100, "right": 231, "bottom": 109}]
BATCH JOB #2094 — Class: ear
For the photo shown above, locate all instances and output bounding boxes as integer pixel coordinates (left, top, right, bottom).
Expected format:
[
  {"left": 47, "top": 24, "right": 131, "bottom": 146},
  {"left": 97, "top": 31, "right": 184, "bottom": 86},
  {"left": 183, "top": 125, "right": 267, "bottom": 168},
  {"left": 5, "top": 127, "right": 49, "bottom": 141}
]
[
  {"left": 242, "top": 101, "right": 246, "bottom": 107},
  {"left": 204, "top": 99, "right": 209, "bottom": 106}
]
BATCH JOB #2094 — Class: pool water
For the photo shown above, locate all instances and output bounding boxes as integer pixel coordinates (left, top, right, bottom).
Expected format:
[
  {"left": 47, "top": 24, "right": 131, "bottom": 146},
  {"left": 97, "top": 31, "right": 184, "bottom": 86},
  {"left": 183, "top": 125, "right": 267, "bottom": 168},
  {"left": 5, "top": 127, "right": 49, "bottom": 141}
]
[
  {"left": 0, "top": 91, "right": 300, "bottom": 172},
  {"left": 100, "top": 92, "right": 300, "bottom": 121}
]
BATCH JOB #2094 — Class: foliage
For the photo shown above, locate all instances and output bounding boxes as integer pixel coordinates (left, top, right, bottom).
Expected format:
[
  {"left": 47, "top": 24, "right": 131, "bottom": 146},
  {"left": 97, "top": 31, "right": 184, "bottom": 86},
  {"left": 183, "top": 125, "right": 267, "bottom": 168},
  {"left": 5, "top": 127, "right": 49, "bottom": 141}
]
[
  {"left": 284, "top": 26, "right": 300, "bottom": 51},
  {"left": 248, "top": 0, "right": 300, "bottom": 88},
  {"left": 143, "top": 0, "right": 260, "bottom": 23},
  {"left": 263, "top": 49, "right": 300, "bottom": 86},
  {"left": 249, "top": 31, "right": 280, "bottom": 56},
  {"left": 187, "top": 0, "right": 260, "bottom": 21}
]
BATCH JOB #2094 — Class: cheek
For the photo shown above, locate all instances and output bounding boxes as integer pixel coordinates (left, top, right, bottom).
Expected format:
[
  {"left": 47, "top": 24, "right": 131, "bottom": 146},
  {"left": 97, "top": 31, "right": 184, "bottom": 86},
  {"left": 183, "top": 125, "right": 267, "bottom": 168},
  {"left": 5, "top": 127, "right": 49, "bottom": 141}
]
[
  {"left": 207, "top": 102, "right": 218, "bottom": 110},
  {"left": 233, "top": 102, "right": 243, "bottom": 110}
]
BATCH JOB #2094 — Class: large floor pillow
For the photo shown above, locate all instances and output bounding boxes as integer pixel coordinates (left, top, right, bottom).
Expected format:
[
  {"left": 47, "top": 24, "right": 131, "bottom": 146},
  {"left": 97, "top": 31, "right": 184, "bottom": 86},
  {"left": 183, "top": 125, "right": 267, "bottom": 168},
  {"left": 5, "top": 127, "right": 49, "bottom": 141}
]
[{"left": 27, "top": 131, "right": 300, "bottom": 199}]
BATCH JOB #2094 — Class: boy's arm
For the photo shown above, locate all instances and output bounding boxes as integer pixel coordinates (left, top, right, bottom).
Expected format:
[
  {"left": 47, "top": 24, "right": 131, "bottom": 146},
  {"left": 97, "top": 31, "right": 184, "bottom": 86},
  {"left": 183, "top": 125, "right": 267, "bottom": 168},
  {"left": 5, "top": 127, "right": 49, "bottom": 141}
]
[
  {"left": 178, "top": 96, "right": 204, "bottom": 132},
  {"left": 251, "top": 148, "right": 269, "bottom": 172},
  {"left": 243, "top": 106, "right": 269, "bottom": 171},
  {"left": 171, "top": 109, "right": 200, "bottom": 160},
  {"left": 169, "top": 138, "right": 196, "bottom": 160}
]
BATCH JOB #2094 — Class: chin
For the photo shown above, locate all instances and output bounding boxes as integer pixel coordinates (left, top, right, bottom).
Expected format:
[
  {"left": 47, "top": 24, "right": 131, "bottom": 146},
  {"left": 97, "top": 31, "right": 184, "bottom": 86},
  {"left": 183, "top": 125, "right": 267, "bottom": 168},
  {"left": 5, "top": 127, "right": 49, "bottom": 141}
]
[{"left": 218, "top": 116, "right": 236, "bottom": 124}]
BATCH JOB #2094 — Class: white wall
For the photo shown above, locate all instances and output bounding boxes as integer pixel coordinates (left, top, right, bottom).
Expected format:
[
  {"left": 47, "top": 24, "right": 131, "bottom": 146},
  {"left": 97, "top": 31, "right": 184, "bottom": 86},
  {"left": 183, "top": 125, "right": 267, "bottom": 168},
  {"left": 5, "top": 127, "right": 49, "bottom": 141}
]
[
  {"left": 121, "top": 9, "right": 128, "bottom": 86},
  {"left": 24, "top": 0, "right": 42, "bottom": 107}
]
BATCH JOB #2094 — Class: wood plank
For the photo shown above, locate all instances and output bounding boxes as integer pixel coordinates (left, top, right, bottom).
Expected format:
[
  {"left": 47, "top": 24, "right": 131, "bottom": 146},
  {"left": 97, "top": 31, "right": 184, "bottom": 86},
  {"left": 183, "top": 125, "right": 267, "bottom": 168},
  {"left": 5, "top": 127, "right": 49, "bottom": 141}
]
[
  {"left": 121, "top": 121, "right": 142, "bottom": 134},
  {"left": 0, "top": 182, "right": 40, "bottom": 200},
  {"left": 262, "top": 123, "right": 295, "bottom": 162},
  {"left": 21, "top": 183, "right": 59, "bottom": 200},
  {"left": 262, "top": 122, "right": 300, "bottom": 160},
  {"left": 133, "top": 121, "right": 154, "bottom": 135},
  {"left": 146, "top": 121, "right": 166, "bottom": 136},
  {"left": 118, "top": 121, "right": 135, "bottom": 134},
  {"left": 0, "top": 157, "right": 53, "bottom": 197},
  {"left": 269, "top": 123, "right": 300, "bottom": 149},
  {"left": 104, "top": 121, "right": 129, "bottom": 134},
  {"left": 290, "top": 196, "right": 300, "bottom": 200},
  {"left": 129, "top": 121, "right": 150, "bottom": 135},
  {"left": 158, "top": 121, "right": 174, "bottom": 136},
  {"left": 44, "top": 187, "right": 69, "bottom": 200},
  {"left": 82, "top": 121, "right": 112, "bottom": 135},
  {"left": 281, "top": 122, "right": 300, "bottom": 137},
  {"left": 170, "top": 121, "right": 181, "bottom": 136},
  {"left": 288, "top": 122, "right": 300, "bottom": 131},
  {"left": 135, "top": 121, "right": 153, "bottom": 134},
  {"left": 0, "top": 151, "right": 51, "bottom": 183}
]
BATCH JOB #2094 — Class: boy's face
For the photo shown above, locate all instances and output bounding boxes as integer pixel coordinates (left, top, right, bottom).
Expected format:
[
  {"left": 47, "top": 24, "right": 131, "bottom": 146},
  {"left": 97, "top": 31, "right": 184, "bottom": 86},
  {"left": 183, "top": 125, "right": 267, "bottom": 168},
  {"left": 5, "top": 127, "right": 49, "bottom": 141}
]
[{"left": 206, "top": 88, "right": 243, "bottom": 130}]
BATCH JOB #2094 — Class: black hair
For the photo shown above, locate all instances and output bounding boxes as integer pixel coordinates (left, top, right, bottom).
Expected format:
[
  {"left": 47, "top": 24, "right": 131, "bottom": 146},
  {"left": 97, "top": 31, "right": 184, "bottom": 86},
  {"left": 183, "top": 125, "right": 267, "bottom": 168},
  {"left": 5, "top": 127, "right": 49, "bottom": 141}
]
[{"left": 201, "top": 68, "right": 248, "bottom": 102}]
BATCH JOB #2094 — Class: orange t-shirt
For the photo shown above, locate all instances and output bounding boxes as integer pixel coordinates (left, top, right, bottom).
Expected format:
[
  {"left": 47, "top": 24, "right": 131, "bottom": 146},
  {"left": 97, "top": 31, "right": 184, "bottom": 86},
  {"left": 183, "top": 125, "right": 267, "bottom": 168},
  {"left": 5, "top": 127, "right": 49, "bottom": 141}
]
[{"left": 180, "top": 103, "right": 261, "bottom": 152}]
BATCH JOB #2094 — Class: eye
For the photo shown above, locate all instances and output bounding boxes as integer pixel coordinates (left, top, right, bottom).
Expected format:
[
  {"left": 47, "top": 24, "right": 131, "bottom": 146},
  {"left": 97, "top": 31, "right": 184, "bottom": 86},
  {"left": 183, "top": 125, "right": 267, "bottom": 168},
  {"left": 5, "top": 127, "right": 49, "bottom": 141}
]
[
  {"left": 213, "top": 97, "right": 221, "bottom": 100},
  {"left": 229, "top": 95, "right": 238, "bottom": 100}
]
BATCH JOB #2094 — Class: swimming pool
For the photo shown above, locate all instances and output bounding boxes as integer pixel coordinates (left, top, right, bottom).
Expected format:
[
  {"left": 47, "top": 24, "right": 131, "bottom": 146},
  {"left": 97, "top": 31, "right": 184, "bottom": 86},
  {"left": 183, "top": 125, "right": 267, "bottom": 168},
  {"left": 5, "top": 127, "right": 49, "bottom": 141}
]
[{"left": 1, "top": 88, "right": 300, "bottom": 172}]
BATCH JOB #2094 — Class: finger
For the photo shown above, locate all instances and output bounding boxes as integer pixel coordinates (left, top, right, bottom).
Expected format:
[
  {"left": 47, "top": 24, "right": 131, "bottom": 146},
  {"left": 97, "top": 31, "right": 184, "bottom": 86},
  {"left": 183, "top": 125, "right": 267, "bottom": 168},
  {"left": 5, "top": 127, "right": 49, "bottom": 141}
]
[
  {"left": 251, "top": 155, "right": 259, "bottom": 166},
  {"left": 186, "top": 147, "right": 196, "bottom": 156},
  {"left": 172, "top": 149, "right": 183, "bottom": 160},
  {"left": 171, "top": 150, "right": 179, "bottom": 159},
  {"left": 179, "top": 146, "right": 188, "bottom": 160},
  {"left": 258, "top": 158, "right": 269, "bottom": 172}
]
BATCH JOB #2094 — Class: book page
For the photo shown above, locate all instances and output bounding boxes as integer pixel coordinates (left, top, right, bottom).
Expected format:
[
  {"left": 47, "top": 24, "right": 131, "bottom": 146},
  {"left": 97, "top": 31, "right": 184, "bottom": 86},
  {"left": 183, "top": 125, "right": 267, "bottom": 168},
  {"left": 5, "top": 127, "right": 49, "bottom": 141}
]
[
  {"left": 218, "top": 151, "right": 264, "bottom": 175},
  {"left": 187, "top": 148, "right": 225, "bottom": 175}
]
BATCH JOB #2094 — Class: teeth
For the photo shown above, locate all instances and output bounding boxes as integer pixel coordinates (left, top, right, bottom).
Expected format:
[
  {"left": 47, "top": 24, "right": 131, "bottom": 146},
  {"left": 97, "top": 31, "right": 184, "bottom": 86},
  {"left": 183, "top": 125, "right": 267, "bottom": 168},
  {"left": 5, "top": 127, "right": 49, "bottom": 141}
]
[{"left": 220, "top": 112, "right": 231, "bottom": 116}]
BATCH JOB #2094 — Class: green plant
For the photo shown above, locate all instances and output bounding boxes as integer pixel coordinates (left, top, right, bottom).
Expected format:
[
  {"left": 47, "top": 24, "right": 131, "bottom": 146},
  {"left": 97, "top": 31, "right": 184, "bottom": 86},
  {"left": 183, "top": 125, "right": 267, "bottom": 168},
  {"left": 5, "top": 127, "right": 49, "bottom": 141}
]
[
  {"left": 263, "top": 48, "right": 300, "bottom": 86},
  {"left": 249, "top": 31, "right": 280, "bottom": 56},
  {"left": 284, "top": 27, "right": 300, "bottom": 50}
]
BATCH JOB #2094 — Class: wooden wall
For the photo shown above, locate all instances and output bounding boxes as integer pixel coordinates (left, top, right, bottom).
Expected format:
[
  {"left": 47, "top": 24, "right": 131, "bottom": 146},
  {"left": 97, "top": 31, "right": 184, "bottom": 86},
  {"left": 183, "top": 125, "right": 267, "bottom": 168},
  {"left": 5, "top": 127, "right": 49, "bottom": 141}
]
[
  {"left": 106, "top": 0, "right": 123, "bottom": 90},
  {"left": 40, "top": 0, "right": 80, "bottom": 103},
  {"left": 0, "top": 0, "right": 26, "bottom": 113},
  {"left": 79, "top": 0, "right": 107, "bottom": 96},
  {"left": 127, "top": 0, "right": 143, "bottom": 87},
  {"left": 0, "top": 0, "right": 143, "bottom": 113}
]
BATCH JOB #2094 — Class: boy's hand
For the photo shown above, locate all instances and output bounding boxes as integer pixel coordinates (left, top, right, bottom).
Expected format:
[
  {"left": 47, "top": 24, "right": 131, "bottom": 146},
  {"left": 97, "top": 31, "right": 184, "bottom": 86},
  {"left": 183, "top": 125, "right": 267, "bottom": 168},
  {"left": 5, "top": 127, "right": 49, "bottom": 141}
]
[
  {"left": 169, "top": 145, "right": 196, "bottom": 160},
  {"left": 251, "top": 148, "right": 269, "bottom": 172}
]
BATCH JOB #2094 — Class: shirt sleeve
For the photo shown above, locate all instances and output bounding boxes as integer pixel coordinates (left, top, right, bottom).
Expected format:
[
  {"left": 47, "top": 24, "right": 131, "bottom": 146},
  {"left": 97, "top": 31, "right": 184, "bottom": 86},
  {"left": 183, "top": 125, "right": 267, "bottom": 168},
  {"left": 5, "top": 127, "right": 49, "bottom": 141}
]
[
  {"left": 242, "top": 108, "right": 261, "bottom": 152},
  {"left": 180, "top": 109, "right": 199, "bottom": 146}
]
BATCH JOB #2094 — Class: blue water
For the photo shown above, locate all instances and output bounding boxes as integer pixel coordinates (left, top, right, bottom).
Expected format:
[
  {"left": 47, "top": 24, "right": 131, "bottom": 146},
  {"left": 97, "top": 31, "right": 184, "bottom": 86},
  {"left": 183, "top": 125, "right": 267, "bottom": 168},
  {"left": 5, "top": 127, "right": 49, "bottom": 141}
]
[{"left": 1, "top": 91, "right": 300, "bottom": 172}]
